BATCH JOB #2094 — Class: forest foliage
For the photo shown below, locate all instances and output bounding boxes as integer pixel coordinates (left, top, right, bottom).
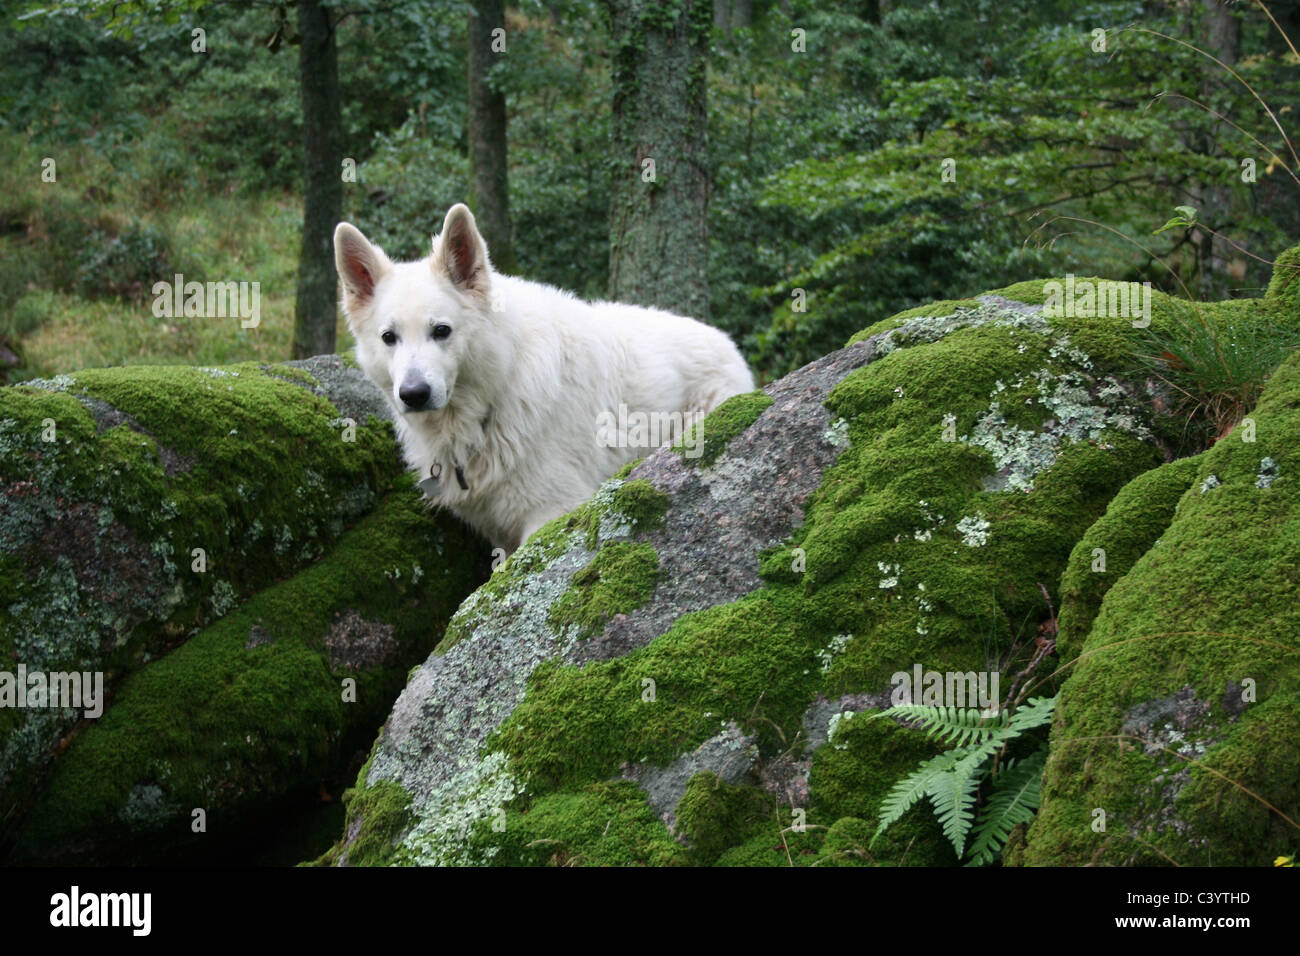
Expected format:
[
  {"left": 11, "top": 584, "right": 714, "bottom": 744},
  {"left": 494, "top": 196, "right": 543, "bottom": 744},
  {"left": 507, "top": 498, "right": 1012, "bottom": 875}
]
[{"left": 1, "top": 0, "right": 1298, "bottom": 380}]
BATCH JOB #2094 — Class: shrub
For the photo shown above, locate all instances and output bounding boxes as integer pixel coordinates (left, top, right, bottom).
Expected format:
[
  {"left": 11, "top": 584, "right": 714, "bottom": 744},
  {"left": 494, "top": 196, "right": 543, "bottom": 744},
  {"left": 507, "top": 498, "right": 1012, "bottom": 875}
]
[{"left": 76, "top": 223, "right": 179, "bottom": 303}]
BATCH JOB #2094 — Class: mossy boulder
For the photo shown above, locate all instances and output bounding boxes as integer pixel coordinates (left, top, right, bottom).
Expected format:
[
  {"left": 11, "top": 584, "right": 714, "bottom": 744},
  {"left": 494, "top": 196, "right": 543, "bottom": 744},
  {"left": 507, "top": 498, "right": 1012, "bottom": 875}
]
[
  {"left": 324, "top": 284, "right": 1189, "bottom": 867},
  {"left": 1024, "top": 347, "right": 1300, "bottom": 866},
  {"left": 1054, "top": 455, "right": 1201, "bottom": 662},
  {"left": 0, "top": 356, "right": 488, "bottom": 861}
]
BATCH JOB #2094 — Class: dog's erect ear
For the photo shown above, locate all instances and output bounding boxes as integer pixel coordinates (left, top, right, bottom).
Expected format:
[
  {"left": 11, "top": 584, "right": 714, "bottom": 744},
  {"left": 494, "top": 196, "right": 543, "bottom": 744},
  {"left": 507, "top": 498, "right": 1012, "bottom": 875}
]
[
  {"left": 334, "top": 223, "right": 391, "bottom": 317},
  {"left": 433, "top": 204, "right": 491, "bottom": 298}
]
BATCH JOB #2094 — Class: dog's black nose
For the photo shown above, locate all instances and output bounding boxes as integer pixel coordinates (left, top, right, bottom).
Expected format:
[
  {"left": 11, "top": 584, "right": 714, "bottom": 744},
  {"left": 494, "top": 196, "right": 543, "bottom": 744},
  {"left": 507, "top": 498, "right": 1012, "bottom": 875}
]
[{"left": 399, "top": 381, "right": 432, "bottom": 409}]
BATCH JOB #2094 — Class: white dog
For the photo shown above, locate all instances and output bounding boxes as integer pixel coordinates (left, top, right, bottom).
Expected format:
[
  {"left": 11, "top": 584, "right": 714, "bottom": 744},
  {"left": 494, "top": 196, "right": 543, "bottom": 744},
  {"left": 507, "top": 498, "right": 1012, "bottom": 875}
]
[{"left": 334, "top": 205, "right": 754, "bottom": 553}]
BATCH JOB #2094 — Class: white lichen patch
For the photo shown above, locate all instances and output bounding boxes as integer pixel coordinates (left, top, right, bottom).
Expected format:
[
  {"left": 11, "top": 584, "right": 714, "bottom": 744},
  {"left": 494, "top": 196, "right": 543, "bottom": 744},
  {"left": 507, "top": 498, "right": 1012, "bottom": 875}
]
[
  {"left": 823, "top": 417, "right": 850, "bottom": 448},
  {"left": 817, "top": 632, "right": 853, "bottom": 673},
  {"left": 876, "top": 297, "right": 1151, "bottom": 495},
  {"left": 209, "top": 579, "right": 237, "bottom": 617},
  {"left": 120, "top": 784, "right": 180, "bottom": 830},
  {"left": 956, "top": 514, "right": 992, "bottom": 547},
  {"left": 587, "top": 477, "right": 635, "bottom": 543},
  {"left": 450, "top": 529, "right": 587, "bottom": 645},
  {"left": 877, "top": 561, "right": 902, "bottom": 589},
  {"left": 875, "top": 298, "right": 1054, "bottom": 359},
  {"left": 398, "top": 751, "right": 526, "bottom": 866},
  {"left": 1256, "top": 457, "right": 1279, "bottom": 489},
  {"left": 915, "top": 581, "right": 935, "bottom": 635},
  {"left": 918, "top": 499, "right": 944, "bottom": 525},
  {"left": 1199, "top": 474, "right": 1221, "bottom": 494},
  {"left": 963, "top": 371, "right": 1150, "bottom": 493},
  {"left": 23, "top": 373, "right": 76, "bottom": 392},
  {"left": 828, "top": 710, "right": 856, "bottom": 749}
]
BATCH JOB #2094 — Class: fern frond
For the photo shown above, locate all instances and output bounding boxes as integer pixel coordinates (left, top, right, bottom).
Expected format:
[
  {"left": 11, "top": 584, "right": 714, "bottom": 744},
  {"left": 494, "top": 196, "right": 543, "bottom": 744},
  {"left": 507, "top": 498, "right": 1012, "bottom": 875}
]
[
  {"left": 1006, "top": 696, "right": 1057, "bottom": 734},
  {"left": 869, "top": 694, "right": 1059, "bottom": 859},
  {"left": 869, "top": 749, "right": 961, "bottom": 846},
  {"left": 925, "top": 749, "right": 985, "bottom": 858},
  {"left": 965, "top": 748, "right": 1048, "bottom": 867},
  {"left": 870, "top": 703, "right": 1004, "bottom": 748}
]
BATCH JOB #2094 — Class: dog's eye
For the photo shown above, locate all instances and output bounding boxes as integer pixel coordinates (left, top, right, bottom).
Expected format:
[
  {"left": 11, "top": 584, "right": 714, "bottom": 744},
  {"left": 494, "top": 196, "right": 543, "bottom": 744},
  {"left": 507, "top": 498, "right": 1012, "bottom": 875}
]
[
  {"left": 433, "top": 324, "right": 452, "bottom": 341},
  {"left": 381, "top": 330, "right": 397, "bottom": 346}
]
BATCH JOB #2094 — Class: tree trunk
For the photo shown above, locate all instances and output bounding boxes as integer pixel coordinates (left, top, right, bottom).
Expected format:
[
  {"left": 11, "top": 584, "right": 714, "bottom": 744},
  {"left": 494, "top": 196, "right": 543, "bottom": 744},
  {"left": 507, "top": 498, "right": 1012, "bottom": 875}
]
[
  {"left": 468, "top": 0, "right": 514, "bottom": 273},
  {"left": 605, "top": 0, "right": 711, "bottom": 320},
  {"left": 293, "top": 0, "right": 343, "bottom": 359},
  {"left": 714, "top": 0, "right": 752, "bottom": 32},
  {"left": 1193, "top": 0, "right": 1241, "bottom": 298}
]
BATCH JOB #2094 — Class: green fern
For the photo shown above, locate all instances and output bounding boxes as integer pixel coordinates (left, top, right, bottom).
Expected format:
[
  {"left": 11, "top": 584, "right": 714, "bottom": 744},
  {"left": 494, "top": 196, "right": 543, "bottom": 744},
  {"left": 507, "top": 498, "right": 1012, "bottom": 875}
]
[
  {"left": 867, "top": 703, "right": 1003, "bottom": 748},
  {"left": 872, "top": 748, "right": 962, "bottom": 837},
  {"left": 965, "top": 749, "right": 1047, "bottom": 867},
  {"left": 869, "top": 696, "right": 1056, "bottom": 863},
  {"left": 927, "top": 750, "right": 984, "bottom": 855}
]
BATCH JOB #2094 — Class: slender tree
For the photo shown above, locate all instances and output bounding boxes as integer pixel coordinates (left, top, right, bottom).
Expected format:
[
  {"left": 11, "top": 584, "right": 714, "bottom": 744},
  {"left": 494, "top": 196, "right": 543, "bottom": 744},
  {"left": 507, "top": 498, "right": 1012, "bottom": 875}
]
[
  {"left": 467, "top": 0, "right": 515, "bottom": 273},
  {"left": 604, "top": 0, "right": 711, "bottom": 319},
  {"left": 1192, "top": 0, "right": 1242, "bottom": 299},
  {"left": 293, "top": 0, "right": 344, "bottom": 357}
]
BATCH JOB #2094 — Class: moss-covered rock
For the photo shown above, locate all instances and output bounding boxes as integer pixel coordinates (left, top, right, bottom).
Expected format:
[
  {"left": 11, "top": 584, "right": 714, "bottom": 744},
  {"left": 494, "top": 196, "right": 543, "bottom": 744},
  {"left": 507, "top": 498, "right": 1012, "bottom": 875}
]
[
  {"left": 325, "top": 278, "right": 1194, "bottom": 867},
  {"left": 1266, "top": 243, "right": 1300, "bottom": 315},
  {"left": 548, "top": 541, "right": 659, "bottom": 640},
  {"left": 7, "top": 483, "right": 483, "bottom": 863},
  {"left": 0, "top": 356, "right": 488, "bottom": 861},
  {"left": 1054, "top": 456, "right": 1201, "bottom": 661},
  {"left": 1024, "top": 348, "right": 1300, "bottom": 866},
  {"left": 675, "top": 389, "right": 773, "bottom": 468}
]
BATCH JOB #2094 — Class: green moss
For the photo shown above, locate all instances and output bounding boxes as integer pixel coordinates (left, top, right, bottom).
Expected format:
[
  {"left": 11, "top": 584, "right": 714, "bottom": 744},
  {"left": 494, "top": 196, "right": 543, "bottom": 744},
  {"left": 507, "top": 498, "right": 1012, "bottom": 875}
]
[
  {"left": 676, "top": 771, "right": 774, "bottom": 864},
  {"left": 1025, "top": 349, "right": 1300, "bottom": 866},
  {"left": 494, "top": 588, "right": 824, "bottom": 793},
  {"left": 807, "top": 716, "right": 958, "bottom": 866},
  {"left": 710, "top": 818, "right": 828, "bottom": 867},
  {"left": 1265, "top": 243, "right": 1300, "bottom": 316},
  {"left": 609, "top": 478, "right": 670, "bottom": 532},
  {"left": 440, "top": 466, "right": 664, "bottom": 653},
  {"left": 10, "top": 487, "right": 484, "bottom": 863},
  {"left": 476, "top": 780, "right": 688, "bottom": 866},
  {"left": 264, "top": 362, "right": 320, "bottom": 386},
  {"left": 675, "top": 389, "right": 773, "bottom": 468},
  {"left": 318, "top": 780, "right": 415, "bottom": 867},
  {"left": 1055, "top": 455, "right": 1201, "bottom": 661},
  {"left": 847, "top": 297, "right": 982, "bottom": 345},
  {"left": 707, "top": 815, "right": 882, "bottom": 867},
  {"left": 548, "top": 541, "right": 659, "bottom": 640}
]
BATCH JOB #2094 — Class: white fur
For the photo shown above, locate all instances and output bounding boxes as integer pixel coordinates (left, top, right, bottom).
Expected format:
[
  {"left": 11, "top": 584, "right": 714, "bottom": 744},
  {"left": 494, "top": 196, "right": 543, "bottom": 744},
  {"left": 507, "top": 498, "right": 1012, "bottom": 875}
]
[{"left": 334, "top": 204, "right": 755, "bottom": 553}]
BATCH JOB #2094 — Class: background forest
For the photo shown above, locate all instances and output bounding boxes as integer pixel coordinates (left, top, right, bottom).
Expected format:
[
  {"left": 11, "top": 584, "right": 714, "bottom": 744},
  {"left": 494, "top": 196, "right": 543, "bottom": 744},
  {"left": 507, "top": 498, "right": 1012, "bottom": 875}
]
[{"left": 1, "top": 0, "right": 1298, "bottom": 383}]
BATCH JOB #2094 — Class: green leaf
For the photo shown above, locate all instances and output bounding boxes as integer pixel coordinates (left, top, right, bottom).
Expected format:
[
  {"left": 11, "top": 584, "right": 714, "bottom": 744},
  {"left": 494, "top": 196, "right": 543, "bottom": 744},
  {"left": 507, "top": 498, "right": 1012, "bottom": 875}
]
[
  {"left": 868, "top": 702, "right": 1004, "bottom": 748},
  {"left": 870, "top": 749, "right": 961, "bottom": 846},
  {"left": 925, "top": 748, "right": 986, "bottom": 858},
  {"left": 1154, "top": 205, "right": 1198, "bottom": 235},
  {"left": 966, "top": 748, "right": 1048, "bottom": 866}
]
